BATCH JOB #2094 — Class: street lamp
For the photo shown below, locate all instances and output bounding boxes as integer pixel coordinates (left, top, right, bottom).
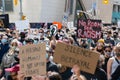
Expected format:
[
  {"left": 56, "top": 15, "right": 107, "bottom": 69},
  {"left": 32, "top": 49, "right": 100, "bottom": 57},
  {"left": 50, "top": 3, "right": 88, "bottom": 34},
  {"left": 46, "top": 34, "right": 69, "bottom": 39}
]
[{"left": 19, "top": 0, "right": 23, "bottom": 20}]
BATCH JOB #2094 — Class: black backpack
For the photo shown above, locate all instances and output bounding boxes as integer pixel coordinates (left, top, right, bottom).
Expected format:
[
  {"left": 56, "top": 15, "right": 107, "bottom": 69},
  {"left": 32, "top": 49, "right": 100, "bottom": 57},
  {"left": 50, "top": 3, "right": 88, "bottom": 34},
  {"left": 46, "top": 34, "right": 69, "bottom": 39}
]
[{"left": 111, "top": 58, "right": 120, "bottom": 80}]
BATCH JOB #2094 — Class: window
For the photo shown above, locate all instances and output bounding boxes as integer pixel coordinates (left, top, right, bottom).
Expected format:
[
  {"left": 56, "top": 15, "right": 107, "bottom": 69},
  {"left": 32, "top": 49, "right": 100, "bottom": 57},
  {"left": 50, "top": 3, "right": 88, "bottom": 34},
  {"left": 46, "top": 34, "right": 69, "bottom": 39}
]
[
  {"left": 118, "top": 5, "right": 120, "bottom": 12},
  {"left": 0, "top": 0, "right": 13, "bottom": 12}
]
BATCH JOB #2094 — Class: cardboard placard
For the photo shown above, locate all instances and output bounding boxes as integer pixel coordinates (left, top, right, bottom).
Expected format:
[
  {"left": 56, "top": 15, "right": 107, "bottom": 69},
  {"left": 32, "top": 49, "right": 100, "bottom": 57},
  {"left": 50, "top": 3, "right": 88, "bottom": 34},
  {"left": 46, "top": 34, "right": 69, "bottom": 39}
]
[
  {"left": 19, "top": 43, "right": 46, "bottom": 77},
  {"left": 54, "top": 42, "right": 100, "bottom": 74},
  {"left": 67, "top": 22, "right": 74, "bottom": 29},
  {"left": 77, "top": 19, "right": 102, "bottom": 41}
]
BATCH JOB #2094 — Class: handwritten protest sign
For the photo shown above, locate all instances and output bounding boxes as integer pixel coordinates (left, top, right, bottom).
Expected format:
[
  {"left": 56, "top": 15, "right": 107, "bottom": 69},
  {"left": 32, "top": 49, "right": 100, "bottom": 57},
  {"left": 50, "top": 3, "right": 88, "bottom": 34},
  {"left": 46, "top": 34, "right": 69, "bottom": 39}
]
[
  {"left": 15, "top": 20, "right": 29, "bottom": 32},
  {"left": 77, "top": 19, "right": 102, "bottom": 41},
  {"left": 54, "top": 42, "right": 100, "bottom": 74},
  {"left": 19, "top": 43, "right": 46, "bottom": 77}
]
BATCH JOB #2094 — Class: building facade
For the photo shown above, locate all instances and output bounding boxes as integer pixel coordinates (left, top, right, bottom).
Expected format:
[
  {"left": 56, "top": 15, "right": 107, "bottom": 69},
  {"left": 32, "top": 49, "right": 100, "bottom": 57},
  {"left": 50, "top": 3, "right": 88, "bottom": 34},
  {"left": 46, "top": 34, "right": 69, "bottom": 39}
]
[
  {"left": 81, "top": 0, "right": 113, "bottom": 24},
  {"left": 0, "top": 0, "right": 76, "bottom": 23},
  {"left": 112, "top": 0, "right": 120, "bottom": 24}
]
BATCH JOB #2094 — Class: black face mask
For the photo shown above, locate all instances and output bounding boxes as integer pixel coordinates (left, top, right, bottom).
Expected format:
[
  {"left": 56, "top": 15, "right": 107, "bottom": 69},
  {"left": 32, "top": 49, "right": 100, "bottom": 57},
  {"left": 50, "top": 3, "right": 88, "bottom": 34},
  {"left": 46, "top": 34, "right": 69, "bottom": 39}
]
[
  {"left": 113, "top": 35, "right": 117, "bottom": 38},
  {"left": 97, "top": 49, "right": 103, "bottom": 52},
  {"left": 116, "top": 53, "right": 120, "bottom": 57}
]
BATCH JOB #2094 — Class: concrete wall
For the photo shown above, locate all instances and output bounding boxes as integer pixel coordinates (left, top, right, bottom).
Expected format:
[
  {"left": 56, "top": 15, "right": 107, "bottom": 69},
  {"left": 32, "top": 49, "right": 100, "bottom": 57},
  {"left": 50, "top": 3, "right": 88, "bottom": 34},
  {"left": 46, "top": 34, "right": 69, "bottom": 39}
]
[
  {"left": 82, "top": 0, "right": 113, "bottom": 23},
  {"left": 40, "top": 0, "right": 66, "bottom": 23},
  {"left": 67, "top": 0, "right": 76, "bottom": 22},
  {"left": 0, "top": 0, "right": 68, "bottom": 23}
]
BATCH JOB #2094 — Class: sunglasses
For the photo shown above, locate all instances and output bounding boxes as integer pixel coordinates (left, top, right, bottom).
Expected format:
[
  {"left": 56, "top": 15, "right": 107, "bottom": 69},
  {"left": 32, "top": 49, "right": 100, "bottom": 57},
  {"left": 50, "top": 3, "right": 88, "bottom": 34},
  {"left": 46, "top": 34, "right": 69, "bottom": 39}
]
[{"left": 105, "top": 50, "right": 111, "bottom": 52}]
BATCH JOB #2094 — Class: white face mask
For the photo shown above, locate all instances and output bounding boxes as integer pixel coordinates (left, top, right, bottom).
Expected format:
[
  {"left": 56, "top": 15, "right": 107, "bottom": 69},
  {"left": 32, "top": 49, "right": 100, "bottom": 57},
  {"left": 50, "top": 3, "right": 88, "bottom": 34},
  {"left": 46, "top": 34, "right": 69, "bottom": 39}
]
[
  {"left": 103, "top": 34, "right": 107, "bottom": 39},
  {"left": 105, "top": 52, "right": 111, "bottom": 57},
  {"left": 60, "top": 32, "right": 64, "bottom": 36}
]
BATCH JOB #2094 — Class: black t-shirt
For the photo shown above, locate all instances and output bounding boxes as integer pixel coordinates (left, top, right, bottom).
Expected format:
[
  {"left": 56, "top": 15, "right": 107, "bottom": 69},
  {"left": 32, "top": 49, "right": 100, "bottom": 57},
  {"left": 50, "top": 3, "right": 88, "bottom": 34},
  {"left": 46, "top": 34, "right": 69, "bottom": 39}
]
[
  {"left": 105, "top": 38, "right": 115, "bottom": 46},
  {"left": 60, "top": 67, "right": 72, "bottom": 80},
  {"left": 47, "top": 61, "right": 59, "bottom": 73},
  {"left": 81, "top": 68, "right": 107, "bottom": 80}
]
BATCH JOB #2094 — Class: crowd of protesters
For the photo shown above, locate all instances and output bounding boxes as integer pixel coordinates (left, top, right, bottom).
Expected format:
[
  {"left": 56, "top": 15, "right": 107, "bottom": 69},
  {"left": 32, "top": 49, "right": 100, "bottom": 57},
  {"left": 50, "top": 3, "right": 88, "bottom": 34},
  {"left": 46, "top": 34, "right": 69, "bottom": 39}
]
[{"left": 0, "top": 24, "right": 120, "bottom": 80}]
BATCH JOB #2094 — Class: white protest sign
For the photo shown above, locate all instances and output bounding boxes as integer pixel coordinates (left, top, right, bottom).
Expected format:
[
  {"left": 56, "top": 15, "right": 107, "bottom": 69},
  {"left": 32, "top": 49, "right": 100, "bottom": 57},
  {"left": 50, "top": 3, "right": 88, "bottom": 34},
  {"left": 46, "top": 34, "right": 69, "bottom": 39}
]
[
  {"left": 67, "top": 22, "right": 74, "bottom": 28},
  {"left": 15, "top": 20, "right": 30, "bottom": 32}
]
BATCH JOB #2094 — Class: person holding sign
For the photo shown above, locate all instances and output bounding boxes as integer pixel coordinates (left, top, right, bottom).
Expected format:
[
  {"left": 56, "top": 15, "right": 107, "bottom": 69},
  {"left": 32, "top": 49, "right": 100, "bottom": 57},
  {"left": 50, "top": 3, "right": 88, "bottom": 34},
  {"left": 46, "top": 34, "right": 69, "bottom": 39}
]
[{"left": 70, "top": 65, "right": 86, "bottom": 80}]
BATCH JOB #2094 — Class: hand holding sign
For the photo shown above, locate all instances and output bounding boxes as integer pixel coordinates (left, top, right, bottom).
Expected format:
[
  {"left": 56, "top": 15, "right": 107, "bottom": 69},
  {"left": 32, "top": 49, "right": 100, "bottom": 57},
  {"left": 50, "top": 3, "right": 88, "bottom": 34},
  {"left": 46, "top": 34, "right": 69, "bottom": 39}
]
[{"left": 54, "top": 42, "right": 100, "bottom": 74}]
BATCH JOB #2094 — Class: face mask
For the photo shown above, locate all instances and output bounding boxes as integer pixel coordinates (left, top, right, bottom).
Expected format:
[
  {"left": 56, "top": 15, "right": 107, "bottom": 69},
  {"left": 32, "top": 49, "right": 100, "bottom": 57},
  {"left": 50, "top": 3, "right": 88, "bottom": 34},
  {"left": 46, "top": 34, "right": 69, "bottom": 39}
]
[
  {"left": 97, "top": 49, "right": 103, "bottom": 52},
  {"left": 46, "top": 53, "right": 49, "bottom": 59},
  {"left": 34, "top": 40, "right": 38, "bottom": 44},
  {"left": 105, "top": 52, "right": 111, "bottom": 56},
  {"left": 113, "top": 35, "right": 117, "bottom": 38},
  {"left": 23, "top": 41, "right": 26, "bottom": 45},
  {"left": 103, "top": 35, "right": 107, "bottom": 39},
  {"left": 116, "top": 53, "right": 120, "bottom": 57},
  {"left": 1, "top": 39, "right": 7, "bottom": 44}
]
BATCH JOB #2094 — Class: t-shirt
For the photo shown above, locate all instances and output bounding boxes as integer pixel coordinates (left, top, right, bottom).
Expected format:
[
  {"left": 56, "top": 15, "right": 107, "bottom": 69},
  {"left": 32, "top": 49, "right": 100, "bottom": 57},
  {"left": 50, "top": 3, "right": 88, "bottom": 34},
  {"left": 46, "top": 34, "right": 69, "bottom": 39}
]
[{"left": 81, "top": 68, "right": 107, "bottom": 80}]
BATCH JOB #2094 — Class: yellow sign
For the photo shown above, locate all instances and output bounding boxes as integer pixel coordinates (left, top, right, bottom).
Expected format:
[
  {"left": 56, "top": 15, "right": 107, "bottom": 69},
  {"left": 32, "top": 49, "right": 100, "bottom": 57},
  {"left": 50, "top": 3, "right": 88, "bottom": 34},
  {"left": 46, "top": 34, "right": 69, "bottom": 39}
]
[
  {"left": 14, "top": 0, "right": 18, "bottom": 6},
  {"left": 103, "top": 0, "right": 109, "bottom": 4}
]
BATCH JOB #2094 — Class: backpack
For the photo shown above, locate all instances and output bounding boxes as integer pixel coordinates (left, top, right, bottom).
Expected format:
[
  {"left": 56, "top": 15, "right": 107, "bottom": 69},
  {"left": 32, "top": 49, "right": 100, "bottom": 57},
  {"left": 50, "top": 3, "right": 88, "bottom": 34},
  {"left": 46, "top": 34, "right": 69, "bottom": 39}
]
[
  {"left": 111, "top": 58, "right": 120, "bottom": 80},
  {"left": 0, "top": 53, "right": 16, "bottom": 69}
]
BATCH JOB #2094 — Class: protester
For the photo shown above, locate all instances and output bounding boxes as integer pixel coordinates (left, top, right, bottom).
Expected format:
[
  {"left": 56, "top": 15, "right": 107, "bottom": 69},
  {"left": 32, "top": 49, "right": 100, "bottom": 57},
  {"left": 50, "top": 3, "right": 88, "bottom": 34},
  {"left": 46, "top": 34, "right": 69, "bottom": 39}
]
[
  {"left": 113, "top": 31, "right": 120, "bottom": 45},
  {"left": 0, "top": 35, "right": 10, "bottom": 64},
  {"left": 81, "top": 55, "right": 107, "bottom": 80},
  {"left": 0, "top": 22, "right": 120, "bottom": 80},
  {"left": 104, "top": 30, "right": 115, "bottom": 46},
  {"left": 46, "top": 47, "right": 59, "bottom": 73},
  {"left": 57, "top": 64, "right": 72, "bottom": 80},
  {"left": 95, "top": 42, "right": 105, "bottom": 55},
  {"left": 102, "top": 44, "right": 113, "bottom": 72},
  {"left": 107, "top": 44, "right": 120, "bottom": 80},
  {"left": 5, "top": 64, "right": 20, "bottom": 80},
  {"left": 70, "top": 64, "right": 86, "bottom": 80}
]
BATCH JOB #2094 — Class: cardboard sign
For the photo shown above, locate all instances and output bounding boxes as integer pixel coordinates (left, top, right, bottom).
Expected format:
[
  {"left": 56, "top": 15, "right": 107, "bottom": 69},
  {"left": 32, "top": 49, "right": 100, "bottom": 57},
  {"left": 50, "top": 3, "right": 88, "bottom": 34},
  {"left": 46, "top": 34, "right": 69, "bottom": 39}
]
[
  {"left": 67, "top": 21, "right": 74, "bottom": 29},
  {"left": 77, "top": 19, "right": 102, "bottom": 41},
  {"left": 15, "top": 20, "right": 29, "bottom": 32},
  {"left": 54, "top": 42, "right": 100, "bottom": 74},
  {"left": 19, "top": 43, "right": 46, "bottom": 77}
]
